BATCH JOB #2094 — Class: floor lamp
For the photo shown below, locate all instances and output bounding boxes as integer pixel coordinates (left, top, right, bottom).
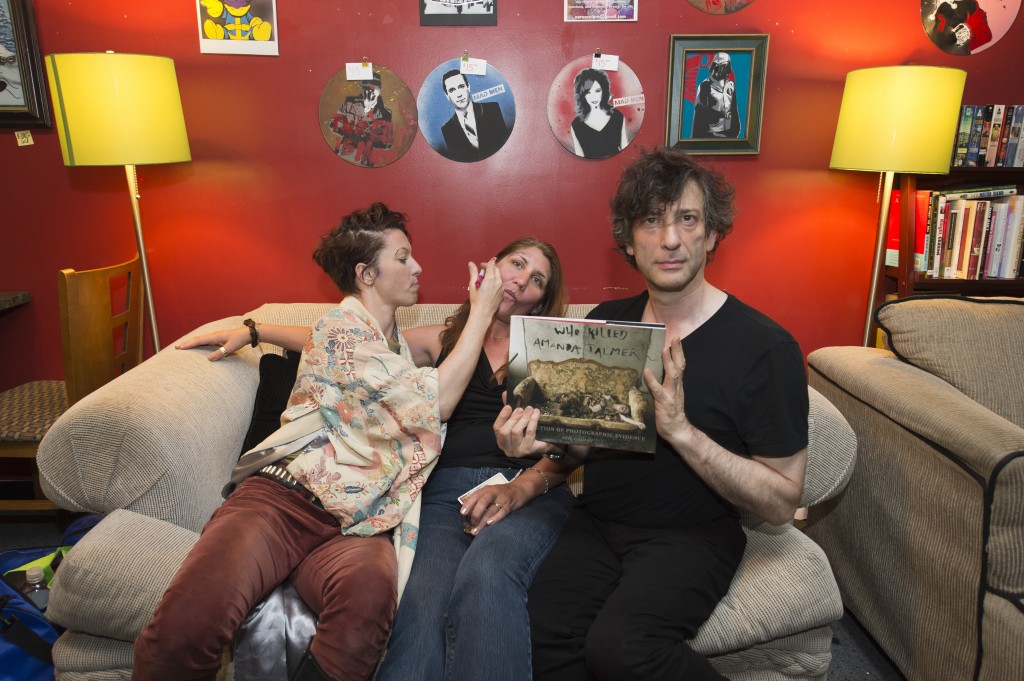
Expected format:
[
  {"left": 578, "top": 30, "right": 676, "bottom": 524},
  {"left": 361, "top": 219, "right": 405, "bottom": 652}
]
[
  {"left": 45, "top": 52, "right": 192, "bottom": 352},
  {"left": 829, "top": 66, "right": 965, "bottom": 347}
]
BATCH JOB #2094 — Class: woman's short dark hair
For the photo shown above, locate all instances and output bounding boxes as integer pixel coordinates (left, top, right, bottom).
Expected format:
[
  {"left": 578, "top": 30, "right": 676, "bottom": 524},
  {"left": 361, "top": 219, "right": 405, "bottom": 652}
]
[
  {"left": 439, "top": 237, "right": 568, "bottom": 355},
  {"left": 573, "top": 68, "right": 613, "bottom": 118},
  {"left": 610, "top": 148, "right": 735, "bottom": 267},
  {"left": 312, "top": 203, "right": 409, "bottom": 296}
]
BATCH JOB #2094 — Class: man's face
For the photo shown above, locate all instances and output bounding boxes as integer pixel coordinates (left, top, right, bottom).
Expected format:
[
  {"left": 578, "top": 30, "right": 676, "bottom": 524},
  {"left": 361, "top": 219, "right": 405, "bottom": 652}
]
[
  {"left": 444, "top": 74, "right": 471, "bottom": 111},
  {"left": 626, "top": 181, "right": 716, "bottom": 294}
]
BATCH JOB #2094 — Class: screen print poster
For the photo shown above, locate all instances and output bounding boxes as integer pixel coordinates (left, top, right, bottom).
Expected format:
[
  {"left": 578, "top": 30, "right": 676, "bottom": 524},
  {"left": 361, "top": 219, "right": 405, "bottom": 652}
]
[{"left": 677, "top": 49, "right": 752, "bottom": 141}]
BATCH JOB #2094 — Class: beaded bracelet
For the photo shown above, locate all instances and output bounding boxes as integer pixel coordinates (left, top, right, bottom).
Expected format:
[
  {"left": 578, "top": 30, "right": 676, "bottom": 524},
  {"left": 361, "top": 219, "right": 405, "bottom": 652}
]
[
  {"left": 527, "top": 467, "right": 550, "bottom": 494},
  {"left": 243, "top": 318, "right": 260, "bottom": 348}
]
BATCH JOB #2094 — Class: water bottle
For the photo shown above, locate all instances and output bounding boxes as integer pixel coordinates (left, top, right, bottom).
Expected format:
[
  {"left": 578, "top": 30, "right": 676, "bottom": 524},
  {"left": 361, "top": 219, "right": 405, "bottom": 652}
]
[{"left": 22, "top": 566, "right": 50, "bottom": 611}]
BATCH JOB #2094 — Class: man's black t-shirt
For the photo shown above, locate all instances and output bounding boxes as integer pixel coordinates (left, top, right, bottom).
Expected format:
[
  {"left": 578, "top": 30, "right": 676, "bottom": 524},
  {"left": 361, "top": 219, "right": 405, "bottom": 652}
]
[{"left": 579, "top": 292, "right": 808, "bottom": 528}]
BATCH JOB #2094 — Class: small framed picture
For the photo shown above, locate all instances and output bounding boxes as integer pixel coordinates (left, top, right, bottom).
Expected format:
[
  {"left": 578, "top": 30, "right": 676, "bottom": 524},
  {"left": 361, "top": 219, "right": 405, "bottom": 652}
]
[
  {"left": 420, "top": 0, "right": 497, "bottom": 27},
  {"left": 564, "top": 0, "right": 637, "bottom": 22},
  {"left": 665, "top": 34, "right": 768, "bottom": 155},
  {"left": 196, "top": 0, "right": 278, "bottom": 56},
  {"left": 0, "top": 0, "right": 50, "bottom": 128}
]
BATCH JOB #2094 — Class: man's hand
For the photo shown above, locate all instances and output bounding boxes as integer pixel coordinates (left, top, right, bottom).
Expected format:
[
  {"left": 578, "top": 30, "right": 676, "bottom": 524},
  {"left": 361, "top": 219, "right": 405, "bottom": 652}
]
[{"left": 643, "top": 341, "right": 697, "bottom": 448}]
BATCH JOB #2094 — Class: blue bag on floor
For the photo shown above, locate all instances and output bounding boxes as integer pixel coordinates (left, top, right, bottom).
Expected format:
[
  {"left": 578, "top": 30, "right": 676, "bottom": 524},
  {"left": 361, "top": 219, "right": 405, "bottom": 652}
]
[{"left": 0, "top": 514, "right": 103, "bottom": 681}]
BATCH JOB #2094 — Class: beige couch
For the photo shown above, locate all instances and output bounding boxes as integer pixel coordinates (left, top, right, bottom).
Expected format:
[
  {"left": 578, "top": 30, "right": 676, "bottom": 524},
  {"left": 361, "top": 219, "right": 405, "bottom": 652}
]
[
  {"left": 805, "top": 296, "right": 1024, "bottom": 681},
  {"left": 37, "top": 302, "right": 857, "bottom": 681}
]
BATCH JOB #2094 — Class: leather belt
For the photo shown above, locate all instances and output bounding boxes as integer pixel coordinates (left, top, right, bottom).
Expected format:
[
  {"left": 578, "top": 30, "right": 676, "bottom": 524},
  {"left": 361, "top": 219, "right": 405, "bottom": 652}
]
[{"left": 255, "top": 464, "right": 324, "bottom": 509}]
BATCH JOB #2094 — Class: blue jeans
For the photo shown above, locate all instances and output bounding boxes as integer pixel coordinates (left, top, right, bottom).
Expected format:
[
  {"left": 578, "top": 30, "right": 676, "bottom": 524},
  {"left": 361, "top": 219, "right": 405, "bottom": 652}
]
[{"left": 376, "top": 466, "right": 574, "bottom": 681}]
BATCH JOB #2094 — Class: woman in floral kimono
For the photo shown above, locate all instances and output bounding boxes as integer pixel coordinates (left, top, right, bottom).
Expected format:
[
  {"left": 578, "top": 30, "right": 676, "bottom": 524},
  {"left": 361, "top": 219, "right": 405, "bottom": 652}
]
[{"left": 133, "top": 202, "right": 503, "bottom": 681}]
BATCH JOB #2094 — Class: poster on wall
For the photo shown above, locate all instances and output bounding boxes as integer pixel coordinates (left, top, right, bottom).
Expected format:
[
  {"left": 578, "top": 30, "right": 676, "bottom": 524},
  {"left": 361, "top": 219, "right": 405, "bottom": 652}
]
[
  {"left": 564, "top": 0, "right": 636, "bottom": 21},
  {"left": 421, "top": 0, "right": 497, "bottom": 27},
  {"left": 921, "top": 0, "right": 1020, "bottom": 56},
  {"left": 547, "top": 55, "right": 644, "bottom": 160},
  {"left": 417, "top": 58, "right": 515, "bottom": 163},
  {"left": 318, "top": 65, "right": 418, "bottom": 168},
  {"left": 665, "top": 34, "right": 768, "bottom": 155},
  {"left": 0, "top": 0, "right": 50, "bottom": 127},
  {"left": 196, "top": 0, "right": 279, "bottom": 55},
  {"left": 686, "top": 0, "right": 755, "bottom": 14}
]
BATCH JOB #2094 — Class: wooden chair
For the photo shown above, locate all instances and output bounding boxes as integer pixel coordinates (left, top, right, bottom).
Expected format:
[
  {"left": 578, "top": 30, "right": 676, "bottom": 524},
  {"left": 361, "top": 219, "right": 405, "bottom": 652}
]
[{"left": 0, "top": 256, "right": 144, "bottom": 510}]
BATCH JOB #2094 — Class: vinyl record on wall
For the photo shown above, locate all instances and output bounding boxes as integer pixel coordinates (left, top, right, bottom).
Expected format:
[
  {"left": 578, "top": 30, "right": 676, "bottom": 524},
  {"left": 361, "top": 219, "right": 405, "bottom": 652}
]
[
  {"left": 547, "top": 56, "right": 644, "bottom": 160},
  {"left": 318, "top": 65, "right": 418, "bottom": 168},
  {"left": 921, "top": 0, "right": 1021, "bottom": 55},
  {"left": 417, "top": 59, "right": 516, "bottom": 163},
  {"left": 687, "top": 0, "right": 756, "bottom": 14}
]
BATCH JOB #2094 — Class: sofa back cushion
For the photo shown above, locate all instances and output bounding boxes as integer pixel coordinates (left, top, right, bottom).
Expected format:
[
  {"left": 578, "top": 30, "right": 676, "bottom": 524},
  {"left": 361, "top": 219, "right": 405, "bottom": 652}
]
[{"left": 876, "top": 296, "right": 1024, "bottom": 428}]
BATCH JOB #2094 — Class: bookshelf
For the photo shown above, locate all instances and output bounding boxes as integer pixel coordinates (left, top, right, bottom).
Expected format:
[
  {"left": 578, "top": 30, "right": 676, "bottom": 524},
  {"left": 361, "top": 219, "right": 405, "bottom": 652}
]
[{"left": 889, "top": 168, "right": 1024, "bottom": 299}]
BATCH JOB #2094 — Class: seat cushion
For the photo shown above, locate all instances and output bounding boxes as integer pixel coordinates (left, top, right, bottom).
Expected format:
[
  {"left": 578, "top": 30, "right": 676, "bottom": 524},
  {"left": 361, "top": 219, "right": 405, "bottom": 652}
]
[
  {"left": 0, "top": 380, "right": 67, "bottom": 441},
  {"left": 875, "top": 295, "right": 1024, "bottom": 428}
]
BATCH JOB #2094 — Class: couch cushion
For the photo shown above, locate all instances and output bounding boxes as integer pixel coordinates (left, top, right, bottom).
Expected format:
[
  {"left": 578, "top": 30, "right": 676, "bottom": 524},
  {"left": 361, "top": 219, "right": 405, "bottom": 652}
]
[
  {"left": 876, "top": 296, "right": 1024, "bottom": 428},
  {"left": 239, "top": 351, "right": 302, "bottom": 456}
]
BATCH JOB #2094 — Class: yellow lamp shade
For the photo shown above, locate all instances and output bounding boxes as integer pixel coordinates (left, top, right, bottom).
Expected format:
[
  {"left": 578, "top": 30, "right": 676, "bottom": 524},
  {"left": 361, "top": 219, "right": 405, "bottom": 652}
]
[
  {"left": 830, "top": 66, "right": 966, "bottom": 174},
  {"left": 45, "top": 52, "right": 191, "bottom": 167}
]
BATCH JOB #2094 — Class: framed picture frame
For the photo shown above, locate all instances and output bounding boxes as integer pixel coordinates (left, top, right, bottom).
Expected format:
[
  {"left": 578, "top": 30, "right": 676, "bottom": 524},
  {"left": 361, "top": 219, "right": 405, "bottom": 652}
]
[
  {"left": 665, "top": 34, "right": 768, "bottom": 155},
  {"left": 420, "top": 0, "right": 497, "bottom": 27},
  {"left": 0, "top": 0, "right": 50, "bottom": 127}
]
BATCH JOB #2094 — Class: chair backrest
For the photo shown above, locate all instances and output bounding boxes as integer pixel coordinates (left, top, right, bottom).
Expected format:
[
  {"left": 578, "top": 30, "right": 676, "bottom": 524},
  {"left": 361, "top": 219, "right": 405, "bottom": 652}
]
[{"left": 58, "top": 256, "right": 145, "bottom": 406}]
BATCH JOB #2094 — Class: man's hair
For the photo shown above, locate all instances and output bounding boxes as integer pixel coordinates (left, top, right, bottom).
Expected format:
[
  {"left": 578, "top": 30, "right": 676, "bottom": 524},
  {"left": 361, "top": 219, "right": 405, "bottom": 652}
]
[
  {"left": 441, "top": 69, "right": 468, "bottom": 94},
  {"left": 610, "top": 148, "right": 735, "bottom": 268},
  {"left": 573, "top": 68, "right": 613, "bottom": 118},
  {"left": 313, "top": 203, "right": 410, "bottom": 296}
]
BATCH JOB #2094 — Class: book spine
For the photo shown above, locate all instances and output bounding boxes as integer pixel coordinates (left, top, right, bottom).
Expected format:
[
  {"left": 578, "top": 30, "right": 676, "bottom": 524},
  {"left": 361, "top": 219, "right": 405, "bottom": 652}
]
[
  {"left": 954, "top": 200, "right": 975, "bottom": 280},
  {"left": 1002, "top": 196, "right": 1024, "bottom": 278},
  {"left": 983, "top": 197, "right": 1011, "bottom": 278},
  {"left": 965, "top": 105, "right": 987, "bottom": 167},
  {"left": 930, "top": 195, "right": 947, "bottom": 278},
  {"left": 996, "top": 105, "right": 1015, "bottom": 167},
  {"left": 966, "top": 200, "right": 989, "bottom": 279},
  {"left": 1005, "top": 105, "right": 1024, "bottom": 168},
  {"left": 985, "top": 104, "right": 1006, "bottom": 168},
  {"left": 940, "top": 185, "right": 1018, "bottom": 201},
  {"left": 884, "top": 190, "right": 901, "bottom": 267},
  {"left": 976, "top": 105, "right": 994, "bottom": 168},
  {"left": 953, "top": 105, "right": 974, "bottom": 167},
  {"left": 914, "top": 190, "right": 931, "bottom": 272},
  {"left": 944, "top": 199, "right": 965, "bottom": 278}
]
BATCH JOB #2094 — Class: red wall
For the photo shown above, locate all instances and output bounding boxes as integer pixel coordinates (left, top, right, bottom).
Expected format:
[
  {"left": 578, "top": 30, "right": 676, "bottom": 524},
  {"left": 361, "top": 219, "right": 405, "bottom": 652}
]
[{"left": 2, "top": 2, "right": 1022, "bottom": 391}]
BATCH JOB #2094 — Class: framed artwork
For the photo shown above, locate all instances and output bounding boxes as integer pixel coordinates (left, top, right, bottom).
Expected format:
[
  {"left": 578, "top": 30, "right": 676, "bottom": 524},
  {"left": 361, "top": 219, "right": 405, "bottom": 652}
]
[
  {"left": 564, "top": 0, "right": 637, "bottom": 22},
  {"left": 196, "top": 0, "right": 279, "bottom": 55},
  {"left": 318, "top": 65, "right": 418, "bottom": 168},
  {"left": 417, "top": 58, "right": 515, "bottom": 163},
  {"left": 0, "top": 0, "right": 50, "bottom": 127},
  {"left": 421, "top": 0, "right": 497, "bottom": 27},
  {"left": 921, "top": 0, "right": 1020, "bottom": 56},
  {"left": 686, "top": 0, "right": 755, "bottom": 14},
  {"left": 547, "top": 55, "right": 644, "bottom": 160},
  {"left": 665, "top": 34, "right": 768, "bottom": 155}
]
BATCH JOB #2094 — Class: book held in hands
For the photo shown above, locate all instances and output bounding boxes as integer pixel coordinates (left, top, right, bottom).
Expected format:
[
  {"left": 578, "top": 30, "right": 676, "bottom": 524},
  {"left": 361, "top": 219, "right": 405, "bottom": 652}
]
[{"left": 507, "top": 315, "right": 665, "bottom": 453}]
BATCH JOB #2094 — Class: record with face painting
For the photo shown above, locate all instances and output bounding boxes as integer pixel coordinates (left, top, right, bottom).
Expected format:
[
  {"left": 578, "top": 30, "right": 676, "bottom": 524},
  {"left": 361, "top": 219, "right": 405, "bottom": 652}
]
[
  {"left": 318, "top": 65, "right": 417, "bottom": 168},
  {"left": 548, "top": 56, "right": 644, "bottom": 160},
  {"left": 921, "top": 0, "right": 1020, "bottom": 55},
  {"left": 687, "top": 0, "right": 756, "bottom": 14},
  {"left": 418, "top": 59, "right": 516, "bottom": 163}
]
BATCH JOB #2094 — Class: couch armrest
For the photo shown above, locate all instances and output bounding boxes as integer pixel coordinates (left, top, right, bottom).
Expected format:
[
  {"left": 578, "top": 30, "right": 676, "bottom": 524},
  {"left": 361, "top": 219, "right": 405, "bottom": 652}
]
[
  {"left": 38, "top": 316, "right": 262, "bottom": 532},
  {"left": 809, "top": 346, "right": 1024, "bottom": 479}
]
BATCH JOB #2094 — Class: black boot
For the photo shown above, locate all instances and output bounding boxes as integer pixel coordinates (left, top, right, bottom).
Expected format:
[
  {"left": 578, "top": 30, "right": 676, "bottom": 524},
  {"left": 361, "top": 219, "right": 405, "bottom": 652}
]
[{"left": 290, "top": 645, "right": 337, "bottom": 681}]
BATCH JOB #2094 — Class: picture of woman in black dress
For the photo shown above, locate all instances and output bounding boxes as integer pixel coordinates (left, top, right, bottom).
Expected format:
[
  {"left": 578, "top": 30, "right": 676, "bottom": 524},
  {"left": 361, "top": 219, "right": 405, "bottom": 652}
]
[{"left": 569, "top": 68, "right": 628, "bottom": 159}]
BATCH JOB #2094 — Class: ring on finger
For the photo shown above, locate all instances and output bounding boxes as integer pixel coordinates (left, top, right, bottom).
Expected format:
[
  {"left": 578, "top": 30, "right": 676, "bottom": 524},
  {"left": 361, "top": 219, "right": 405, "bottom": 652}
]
[
  {"left": 219, "top": 346, "right": 228, "bottom": 357},
  {"left": 494, "top": 502, "right": 503, "bottom": 510}
]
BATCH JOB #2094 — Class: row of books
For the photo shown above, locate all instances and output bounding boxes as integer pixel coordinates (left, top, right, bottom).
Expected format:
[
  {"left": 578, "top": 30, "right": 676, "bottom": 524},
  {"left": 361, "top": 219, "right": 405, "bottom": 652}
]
[
  {"left": 951, "top": 105, "right": 1024, "bottom": 168},
  {"left": 885, "top": 185, "right": 1024, "bottom": 280}
]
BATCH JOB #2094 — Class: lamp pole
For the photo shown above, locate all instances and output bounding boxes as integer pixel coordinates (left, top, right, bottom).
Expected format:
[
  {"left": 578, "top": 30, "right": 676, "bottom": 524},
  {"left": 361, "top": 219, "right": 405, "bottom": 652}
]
[
  {"left": 124, "top": 165, "right": 161, "bottom": 352},
  {"left": 862, "top": 170, "right": 894, "bottom": 347}
]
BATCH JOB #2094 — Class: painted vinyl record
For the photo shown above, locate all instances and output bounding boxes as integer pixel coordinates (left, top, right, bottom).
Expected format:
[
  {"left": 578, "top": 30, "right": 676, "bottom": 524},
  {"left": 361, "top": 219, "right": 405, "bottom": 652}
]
[
  {"left": 418, "top": 59, "right": 516, "bottom": 163},
  {"left": 548, "top": 57, "right": 644, "bottom": 160},
  {"left": 687, "top": 0, "right": 756, "bottom": 14},
  {"left": 318, "top": 65, "right": 417, "bottom": 168},
  {"left": 922, "top": 0, "right": 1020, "bottom": 55}
]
